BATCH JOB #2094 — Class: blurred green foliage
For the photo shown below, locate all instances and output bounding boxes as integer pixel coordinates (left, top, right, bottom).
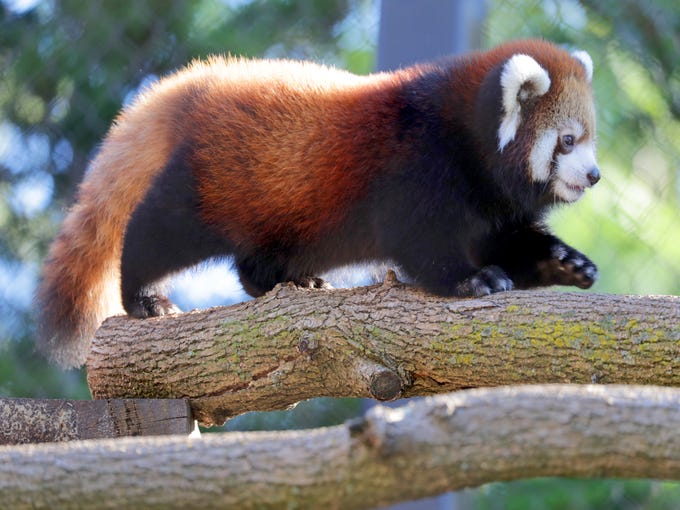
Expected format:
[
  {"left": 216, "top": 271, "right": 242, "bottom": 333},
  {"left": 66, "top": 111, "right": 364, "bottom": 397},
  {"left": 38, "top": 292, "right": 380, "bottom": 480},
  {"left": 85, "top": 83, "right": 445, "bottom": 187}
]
[
  {"left": 467, "top": 478, "right": 680, "bottom": 510},
  {"left": 487, "top": 0, "right": 680, "bottom": 296},
  {"left": 0, "top": 1, "right": 679, "bottom": 508}
]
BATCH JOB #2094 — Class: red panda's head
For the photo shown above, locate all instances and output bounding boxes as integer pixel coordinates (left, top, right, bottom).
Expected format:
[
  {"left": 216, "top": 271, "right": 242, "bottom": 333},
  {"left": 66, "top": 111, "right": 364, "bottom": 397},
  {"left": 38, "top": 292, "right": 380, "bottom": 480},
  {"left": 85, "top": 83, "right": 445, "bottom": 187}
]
[{"left": 491, "top": 45, "right": 599, "bottom": 203}]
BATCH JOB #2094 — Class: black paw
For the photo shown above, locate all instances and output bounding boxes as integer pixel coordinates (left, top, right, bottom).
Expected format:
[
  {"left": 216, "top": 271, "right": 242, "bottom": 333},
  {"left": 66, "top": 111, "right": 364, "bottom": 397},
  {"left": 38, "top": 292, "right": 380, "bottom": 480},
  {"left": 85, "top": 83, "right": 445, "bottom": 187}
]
[
  {"left": 292, "top": 276, "right": 333, "bottom": 290},
  {"left": 455, "top": 266, "right": 514, "bottom": 297},
  {"left": 127, "top": 294, "right": 182, "bottom": 319},
  {"left": 540, "top": 243, "right": 598, "bottom": 289}
]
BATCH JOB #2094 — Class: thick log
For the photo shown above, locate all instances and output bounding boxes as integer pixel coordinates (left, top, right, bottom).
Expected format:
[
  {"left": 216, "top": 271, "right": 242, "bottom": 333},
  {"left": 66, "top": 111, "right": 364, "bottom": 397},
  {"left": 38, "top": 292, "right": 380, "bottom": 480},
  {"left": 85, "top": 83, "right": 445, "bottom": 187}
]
[
  {"left": 3, "top": 385, "right": 680, "bottom": 510},
  {"left": 0, "top": 398, "right": 192, "bottom": 444},
  {"left": 86, "top": 280, "right": 680, "bottom": 425}
]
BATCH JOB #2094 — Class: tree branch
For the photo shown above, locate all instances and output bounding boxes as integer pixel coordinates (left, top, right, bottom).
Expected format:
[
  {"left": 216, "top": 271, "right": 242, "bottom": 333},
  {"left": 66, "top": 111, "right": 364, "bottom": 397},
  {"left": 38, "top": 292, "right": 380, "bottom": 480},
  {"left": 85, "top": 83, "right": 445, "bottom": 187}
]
[
  {"left": 86, "top": 279, "right": 680, "bottom": 425},
  {"left": 4, "top": 385, "right": 680, "bottom": 510}
]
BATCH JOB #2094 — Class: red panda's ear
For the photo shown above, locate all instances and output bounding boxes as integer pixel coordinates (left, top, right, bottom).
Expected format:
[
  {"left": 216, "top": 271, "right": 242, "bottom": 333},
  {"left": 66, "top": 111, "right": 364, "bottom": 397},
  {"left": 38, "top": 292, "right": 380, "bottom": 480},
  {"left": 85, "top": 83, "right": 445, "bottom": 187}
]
[
  {"left": 498, "top": 54, "right": 551, "bottom": 151},
  {"left": 571, "top": 50, "right": 593, "bottom": 83}
]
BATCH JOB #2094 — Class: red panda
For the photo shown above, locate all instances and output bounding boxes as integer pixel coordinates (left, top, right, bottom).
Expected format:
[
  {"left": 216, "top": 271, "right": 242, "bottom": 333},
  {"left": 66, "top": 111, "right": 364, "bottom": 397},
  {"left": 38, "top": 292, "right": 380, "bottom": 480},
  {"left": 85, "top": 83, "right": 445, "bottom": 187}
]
[{"left": 36, "top": 39, "right": 600, "bottom": 368}]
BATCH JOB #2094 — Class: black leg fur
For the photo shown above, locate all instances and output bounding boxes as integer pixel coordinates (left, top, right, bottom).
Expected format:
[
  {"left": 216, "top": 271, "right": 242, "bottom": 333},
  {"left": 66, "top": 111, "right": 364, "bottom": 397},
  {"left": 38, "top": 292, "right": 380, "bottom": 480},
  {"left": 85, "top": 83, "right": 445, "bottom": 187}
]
[
  {"left": 236, "top": 254, "right": 331, "bottom": 297},
  {"left": 394, "top": 245, "right": 485, "bottom": 297},
  {"left": 481, "top": 225, "right": 598, "bottom": 290},
  {"left": 235, "top": 255, "right": 285, "bottom": 297},
  {"left": 121, "top": 149, "right": 233, "bottom": 318}
]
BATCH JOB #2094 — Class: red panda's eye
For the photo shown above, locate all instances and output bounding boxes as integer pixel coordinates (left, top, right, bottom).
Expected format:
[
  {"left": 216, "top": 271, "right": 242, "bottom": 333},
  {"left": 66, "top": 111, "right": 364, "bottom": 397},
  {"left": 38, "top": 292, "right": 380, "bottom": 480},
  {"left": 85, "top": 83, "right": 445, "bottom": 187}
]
[{"left": 560, "top": 134, "right": 575, "bottom": 153}]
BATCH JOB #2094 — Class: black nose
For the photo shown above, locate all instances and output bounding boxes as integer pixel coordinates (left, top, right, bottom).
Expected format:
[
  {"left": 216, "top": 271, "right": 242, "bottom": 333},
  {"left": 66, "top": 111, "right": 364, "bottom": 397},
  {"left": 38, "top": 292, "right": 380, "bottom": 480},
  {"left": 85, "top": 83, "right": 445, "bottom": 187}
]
[{"left": 587, "top": 166, "right": 600, "bottom": 186}]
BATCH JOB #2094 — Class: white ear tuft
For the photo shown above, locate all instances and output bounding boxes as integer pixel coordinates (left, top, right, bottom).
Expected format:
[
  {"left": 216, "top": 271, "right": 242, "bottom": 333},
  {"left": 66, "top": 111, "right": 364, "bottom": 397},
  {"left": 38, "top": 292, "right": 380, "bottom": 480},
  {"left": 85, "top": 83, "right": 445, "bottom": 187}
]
[
  {"left": 498, "top": 54, "right": 551, "bottom": 152},
  {"left": 571, "top": 50, "right": 593, "bottom": 83}
]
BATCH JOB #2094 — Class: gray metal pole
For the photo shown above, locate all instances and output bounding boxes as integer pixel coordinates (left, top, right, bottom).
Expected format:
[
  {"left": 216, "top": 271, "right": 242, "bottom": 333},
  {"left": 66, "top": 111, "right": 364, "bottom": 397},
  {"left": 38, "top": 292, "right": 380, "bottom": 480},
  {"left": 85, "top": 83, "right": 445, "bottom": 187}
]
[
  {"left": 377, "top": 0, "right": 487, "bottom": 71},
  {"left": 374, "top": 1, "right": 487, "bottom": 508}
]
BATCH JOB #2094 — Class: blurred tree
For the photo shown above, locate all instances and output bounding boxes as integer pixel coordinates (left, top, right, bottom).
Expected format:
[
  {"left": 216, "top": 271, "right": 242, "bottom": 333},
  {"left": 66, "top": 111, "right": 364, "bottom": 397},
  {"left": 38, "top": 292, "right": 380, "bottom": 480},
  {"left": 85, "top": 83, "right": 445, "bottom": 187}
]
[{"left": 580, "top": 0, "right": 680, "bottom": 117}]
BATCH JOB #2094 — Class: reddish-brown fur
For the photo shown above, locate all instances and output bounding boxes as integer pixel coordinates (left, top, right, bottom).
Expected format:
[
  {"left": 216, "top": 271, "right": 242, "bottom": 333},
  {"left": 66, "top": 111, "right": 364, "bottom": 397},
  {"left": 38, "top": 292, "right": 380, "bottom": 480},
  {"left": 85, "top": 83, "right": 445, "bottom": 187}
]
[{"left": 186, "top": 65, "right": 403, "bottom": 248}]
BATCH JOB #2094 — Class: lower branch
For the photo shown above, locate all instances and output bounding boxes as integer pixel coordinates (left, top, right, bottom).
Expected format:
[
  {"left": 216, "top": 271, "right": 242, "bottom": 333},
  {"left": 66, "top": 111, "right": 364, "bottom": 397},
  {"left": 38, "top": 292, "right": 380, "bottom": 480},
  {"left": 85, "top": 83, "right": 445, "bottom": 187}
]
[
  {"left": 86, "top": 282, "right": 680, "bottom": 425},
  {"left": 0, "top": 398, "right": 191, "bottom": 444},
  {"left": 3, "top": 385, "right": 680, "bottom": 510}
]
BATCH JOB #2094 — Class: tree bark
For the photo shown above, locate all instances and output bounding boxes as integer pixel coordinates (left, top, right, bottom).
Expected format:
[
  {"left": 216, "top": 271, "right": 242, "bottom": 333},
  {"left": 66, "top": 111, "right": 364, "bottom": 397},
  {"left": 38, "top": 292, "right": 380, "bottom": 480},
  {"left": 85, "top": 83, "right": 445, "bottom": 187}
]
[
  {"left": 3, "top": 385, "right": 680, "bottom": 510},
  {"left": 87, "top": 280, "right": 680, "bottom": 425},
  {"left": 0, "top": 398, "right": 191, "bottom": 445}
]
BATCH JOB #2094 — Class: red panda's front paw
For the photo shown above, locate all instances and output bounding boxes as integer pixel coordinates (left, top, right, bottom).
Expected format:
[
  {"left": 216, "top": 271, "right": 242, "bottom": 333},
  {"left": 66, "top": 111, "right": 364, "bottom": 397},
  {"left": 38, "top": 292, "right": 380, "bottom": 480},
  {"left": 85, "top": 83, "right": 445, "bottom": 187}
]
[
  {"left": 545, "top": 244, "right": 598, "bottom": 289},
  {"left": 127, "top": 295, "right": 182, "bottom": 319},
  {"left": 455, "top": 265, "right": 514, "bottom": 298}
]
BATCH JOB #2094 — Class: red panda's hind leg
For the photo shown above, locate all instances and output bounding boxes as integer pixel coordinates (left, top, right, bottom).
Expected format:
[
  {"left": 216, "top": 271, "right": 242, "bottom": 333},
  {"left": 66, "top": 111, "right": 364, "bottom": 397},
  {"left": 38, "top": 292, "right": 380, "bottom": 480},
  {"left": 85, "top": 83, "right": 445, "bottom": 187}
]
[
  {"left": 235, "top": 260, "right": 271, "bottom": 298},
  {"left": 124, "top": 290, "right": 180, "bottom": 319},
  {"left": 121, "top": 148, "right": 234, "bottom": 318}
]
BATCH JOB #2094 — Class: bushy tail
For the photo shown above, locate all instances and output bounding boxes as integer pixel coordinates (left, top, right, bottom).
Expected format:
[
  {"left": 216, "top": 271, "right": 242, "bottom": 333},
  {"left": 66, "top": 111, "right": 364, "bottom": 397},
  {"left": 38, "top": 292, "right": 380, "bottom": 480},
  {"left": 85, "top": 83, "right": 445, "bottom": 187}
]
[
  {"left": 35, "top": 126, "right": 175, "bottom": 367},
  {"left": 34, "top": 63, "right": 208, "bottom": 367},
  {"left": 35, "top": 113, "right": 176, "bottom": 367},
  {"left": 35, "top": 196, "right": 125, "bottom": 368}
]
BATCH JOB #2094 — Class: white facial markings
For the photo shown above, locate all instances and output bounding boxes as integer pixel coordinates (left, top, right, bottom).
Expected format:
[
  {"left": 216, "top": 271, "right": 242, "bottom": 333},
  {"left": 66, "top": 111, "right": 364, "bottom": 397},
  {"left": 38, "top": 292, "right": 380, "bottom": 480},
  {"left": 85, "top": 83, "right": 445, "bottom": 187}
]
[
  {"left": 554, "top": 139, "right": 598, "bottom": 202},
  {"left": 498, "top": 111, "right": 521, "bottom": 152},
  {"left": 498, "top": 54, "right": 551, "bottom": 152},
  {"left": 570, "top": 120, "right": 585, "bottom": 140},
  {"left": 530, "top": 120, "right": 598, "bottom": 202},
  {"left": 571, "top": 50, "right": 593, "bottom": 83},
  {"left": 529, "top": 129, "right": 558, "bottom": 182}
]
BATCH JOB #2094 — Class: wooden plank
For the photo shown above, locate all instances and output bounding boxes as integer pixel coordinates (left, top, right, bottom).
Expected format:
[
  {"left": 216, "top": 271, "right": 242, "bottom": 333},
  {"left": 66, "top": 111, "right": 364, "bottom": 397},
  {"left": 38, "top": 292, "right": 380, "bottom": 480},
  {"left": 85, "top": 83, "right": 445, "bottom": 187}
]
[{"left": 0, "top": 398, "right": 192, "bottom": 445}]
